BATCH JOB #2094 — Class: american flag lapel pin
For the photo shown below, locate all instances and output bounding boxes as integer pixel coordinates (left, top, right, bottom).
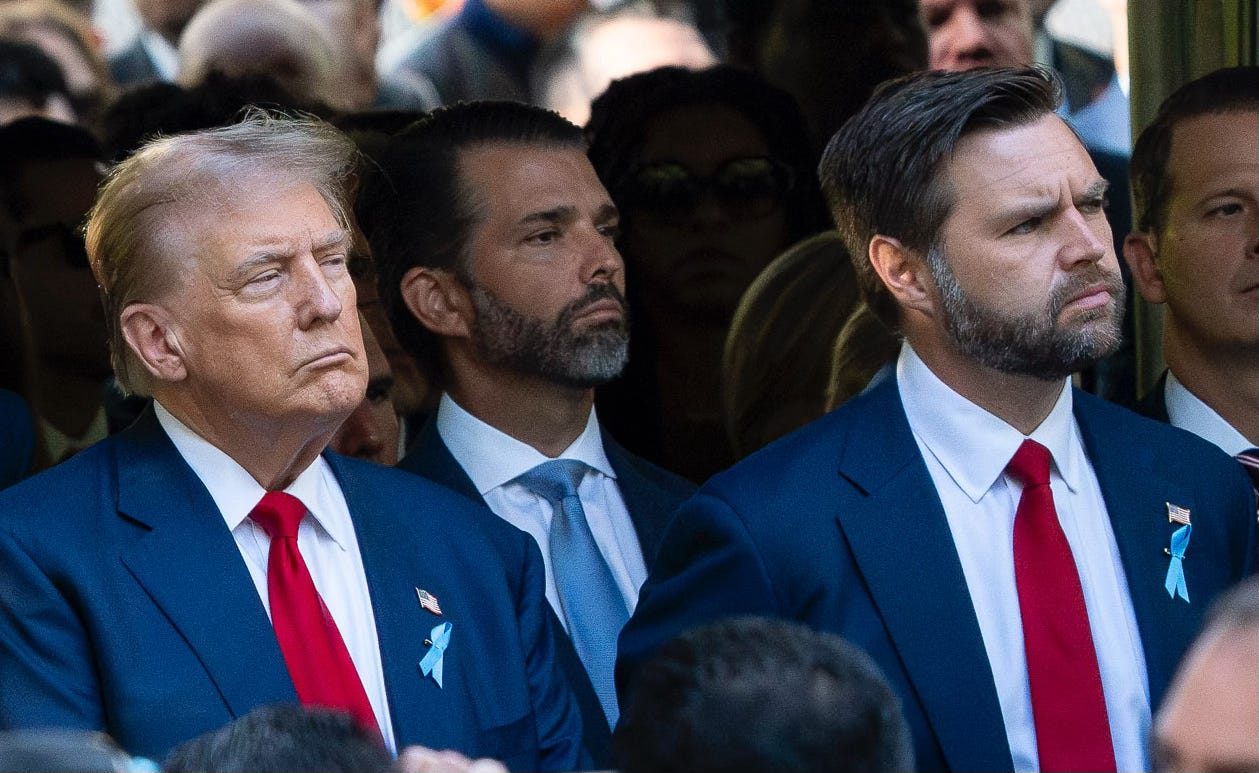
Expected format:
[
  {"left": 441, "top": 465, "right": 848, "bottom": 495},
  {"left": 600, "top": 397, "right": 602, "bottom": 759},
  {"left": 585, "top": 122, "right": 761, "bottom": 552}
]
[
  {"left": 1163, "top": 503, "right": 1193, "bottom": 602},
  {"left": 1167, "top": 503, "right": 1191, "bottom": 527},
  {"left": 416, "top": 587, "right": 443, "bottom": 616}
]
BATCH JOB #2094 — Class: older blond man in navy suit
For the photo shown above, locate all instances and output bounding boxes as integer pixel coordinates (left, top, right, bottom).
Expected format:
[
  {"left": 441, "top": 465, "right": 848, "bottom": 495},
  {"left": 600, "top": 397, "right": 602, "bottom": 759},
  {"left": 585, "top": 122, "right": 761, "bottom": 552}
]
[{"left": 0, "top": 114, "right": 584, "bottom": 770}]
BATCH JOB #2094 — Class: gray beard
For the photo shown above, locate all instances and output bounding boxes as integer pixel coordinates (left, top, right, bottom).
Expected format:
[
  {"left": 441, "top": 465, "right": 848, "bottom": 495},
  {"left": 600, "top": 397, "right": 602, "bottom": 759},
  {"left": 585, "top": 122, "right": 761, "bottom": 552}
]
[
  {"left": 928, "top": 246, "right": 1126, "bottom": 380},
  {"left": 468, "top": 281, "right": 630, "bottom": 389}
]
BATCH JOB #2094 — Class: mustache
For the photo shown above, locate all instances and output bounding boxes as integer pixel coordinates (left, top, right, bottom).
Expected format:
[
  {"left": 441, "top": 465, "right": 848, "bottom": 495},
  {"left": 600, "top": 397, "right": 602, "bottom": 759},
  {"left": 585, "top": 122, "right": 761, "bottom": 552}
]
[
  {"left": 1050, "top": 267, "right": 1126, "bottom": 315},
  {"left": 564, "top": 282, "right": 627, "bottom": 318}
]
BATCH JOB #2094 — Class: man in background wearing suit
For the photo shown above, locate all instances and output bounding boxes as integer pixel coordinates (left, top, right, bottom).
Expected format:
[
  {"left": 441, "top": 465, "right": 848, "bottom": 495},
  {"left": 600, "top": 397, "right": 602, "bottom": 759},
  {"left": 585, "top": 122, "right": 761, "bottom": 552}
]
[
  {"left": 617, "top": 67, "right": 1256, "bottom": 773},
  {"left": 0, "top": 113, "right": 584, "bottom": 771},
  {"left": 357, "top": 101, "right": 694, "bottom": 757},
  {"left": 1123, "top": 67, "right": 1258, "bottom": 467}
]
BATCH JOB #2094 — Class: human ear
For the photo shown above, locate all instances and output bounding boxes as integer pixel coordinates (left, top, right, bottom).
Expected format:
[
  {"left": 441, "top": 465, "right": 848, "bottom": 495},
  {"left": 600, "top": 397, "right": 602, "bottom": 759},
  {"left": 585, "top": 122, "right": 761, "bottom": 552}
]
[
  {"left": 120, "top": 303, "right": 187, "bottom": 383},
  {"left": 400, "top": 266, "right": 473, "bottom": 339},
  {"left": 1123, "top": 232, "right": 1167, "bottom": 305},
  {"left": 869, "top": 235, "right": 934, "bottom": 316}
]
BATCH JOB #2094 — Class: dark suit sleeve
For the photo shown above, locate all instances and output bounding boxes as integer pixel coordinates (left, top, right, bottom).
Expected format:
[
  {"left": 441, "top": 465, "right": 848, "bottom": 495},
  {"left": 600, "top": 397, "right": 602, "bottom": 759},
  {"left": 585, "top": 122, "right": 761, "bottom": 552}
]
[
  {"left": 514, "top": 535, "right": 588, "bottom": 772},
  {"left": 0, "top": 526, "right": 103, "bottom": 731},
  {"left": 615, "top": 490, "right": 780, "bottom": 708}
]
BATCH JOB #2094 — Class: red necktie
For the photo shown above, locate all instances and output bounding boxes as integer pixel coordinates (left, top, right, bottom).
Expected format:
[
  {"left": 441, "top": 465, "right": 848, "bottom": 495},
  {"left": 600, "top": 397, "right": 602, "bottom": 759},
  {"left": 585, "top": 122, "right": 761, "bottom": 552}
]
[
  {"left": 249, "top": 491, "right": 379, "bottom": 733},
  {"left": 1008, "top": 440, "right": 1115, "bottom": 772}
]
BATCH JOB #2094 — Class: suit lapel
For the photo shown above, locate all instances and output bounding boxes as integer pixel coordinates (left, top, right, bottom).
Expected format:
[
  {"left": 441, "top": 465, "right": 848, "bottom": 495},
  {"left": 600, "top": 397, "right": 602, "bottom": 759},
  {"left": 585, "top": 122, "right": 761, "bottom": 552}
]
[
  {"left": 1073, "top": 392, "right": 1196, "bottom": 711},
  {"left": 330, "top": 454, "right": 460, "bottom": 749},
  {"left": 114, "top": 410, "right": 296, "bottom": 716},
  {"left": 835, "top": 381, "right": 1012, "bottom": 772},
  {"left": 601, "top": 433, "right": 675, "bottom": 566},
  {"left": 398, "top": 419, "right": 484, "bottom": 505}
]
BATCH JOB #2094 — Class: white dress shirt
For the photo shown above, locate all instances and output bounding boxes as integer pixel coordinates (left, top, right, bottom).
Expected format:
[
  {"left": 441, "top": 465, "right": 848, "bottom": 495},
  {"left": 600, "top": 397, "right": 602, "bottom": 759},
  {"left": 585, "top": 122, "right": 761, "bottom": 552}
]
[
  {"left": 897, "top": 344, "right": 1150, "bottom": 772},
  {"left": 435, "top": 393, "right": 646, "bottom": 626},
  {"left": 155, "top": 403, "right": 397, "bottom": 753},
  {"left": 1164, "top": 371, "right": 1253, "bottom": 456}
]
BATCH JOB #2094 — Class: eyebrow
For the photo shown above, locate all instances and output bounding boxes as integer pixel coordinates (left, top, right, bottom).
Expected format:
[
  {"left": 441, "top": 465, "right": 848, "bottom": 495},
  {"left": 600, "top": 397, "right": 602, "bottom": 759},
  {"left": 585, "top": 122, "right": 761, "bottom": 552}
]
[
  {"left": 518, "top": 203, "right": 620, "bottom": 227},
  {"left": 1081, "top": 179, "right": 1110, "bottom": 200},
  {"left": 520, "top": 206, "right": 575, "bottom": 227}
]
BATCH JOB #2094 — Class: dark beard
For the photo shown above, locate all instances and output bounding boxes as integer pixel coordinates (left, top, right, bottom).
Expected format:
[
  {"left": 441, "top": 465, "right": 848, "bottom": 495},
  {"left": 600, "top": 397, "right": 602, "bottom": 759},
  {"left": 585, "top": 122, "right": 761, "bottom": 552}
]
[
  {"left": 468, "top": 281, "right": 631, "bottom": 388},
  {"left": 929, "top": 247, "right": 1126, "bottom": 380}
]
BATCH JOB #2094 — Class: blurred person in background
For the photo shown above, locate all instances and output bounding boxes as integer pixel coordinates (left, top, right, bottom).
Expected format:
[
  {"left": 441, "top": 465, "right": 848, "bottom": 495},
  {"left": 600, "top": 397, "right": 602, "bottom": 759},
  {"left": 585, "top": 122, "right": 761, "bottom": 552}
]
[
  {"left": 587, "top": 64, "right": 831, "bottom": 482},
  {"left": 719, "top": 0, "right": 926, "bottom": 149},
  {"left": 0, "top": 117, "right": 111, "bottom": 468},
  {"left": 0, "top": 0, "right": 117, "bottom": 129},
  {"left": 0, "top": 39, "right": 77, "bottom": 124},
  {"left": 330, "top": 314, "right": 400, "bottom": 466},
  {"left": 296, "top": 0, "right": 439, "bottom": 110},
  {"left": 177, "top": 0, "right": 343, "bottom": 110},
  {"left": 722, "top": 232, "right": 859, "bottom": 460},
  {"left": 383, "top": 0, "right": 587, "bottom": 106},
  {"left": 613, "top": 617, "right": 914, "bottom": 773},
  {"left": 1151, "top": 578, "right": 1259, "bottom": 773},
  {"left": 108, "top": 0, "right": 209, "bottom": 87},
  {"left": 538, "top": 7, "right": 714, "bottom": 126}
]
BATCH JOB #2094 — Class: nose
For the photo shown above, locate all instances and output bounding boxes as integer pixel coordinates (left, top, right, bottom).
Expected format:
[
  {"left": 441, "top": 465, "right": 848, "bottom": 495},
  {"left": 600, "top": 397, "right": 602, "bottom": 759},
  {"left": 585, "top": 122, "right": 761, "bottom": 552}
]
[
  {"left": 948, "top": 8, "right": 994, "bottom": 60},
  {"left": 331, "top": 400, "right": 383, "bottom": 461},
  {"left": 583, "top": 227, "right": 625, "bottom": 285},
  {"left": 294, "top": 257, "right": 346, "bottom": 329},
  {"left": 1059, "top": 207, "right": 1110, "bottom": 268},
  {"left": 686, "top": 189, "right": 735, "bottom": 230}
]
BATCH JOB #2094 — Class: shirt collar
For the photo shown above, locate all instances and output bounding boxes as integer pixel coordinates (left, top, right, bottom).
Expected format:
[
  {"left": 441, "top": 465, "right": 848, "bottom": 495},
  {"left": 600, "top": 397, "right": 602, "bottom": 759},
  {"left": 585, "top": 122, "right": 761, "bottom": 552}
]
[
  {"left": 1164, "top": 371, "right": 1253, "bottom": 456},
  {"left": 153, "top": 401, "right": 350, "bottom": 548},
  {"left": 435, "top": 392, "right": 615, "bottom": 495},
  {"left": 897, "top": 343, "right": 1080, "bottom": 502},
  {"left": 39, "top": 406, "right": 107, "bottom": 462}
]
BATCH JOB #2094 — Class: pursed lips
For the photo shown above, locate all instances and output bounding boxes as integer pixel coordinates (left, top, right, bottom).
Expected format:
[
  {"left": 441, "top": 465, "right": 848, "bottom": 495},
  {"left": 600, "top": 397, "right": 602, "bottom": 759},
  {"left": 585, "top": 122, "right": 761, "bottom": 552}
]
[{"left": 299, "top": 346, "right": 355, "bottom": 370}]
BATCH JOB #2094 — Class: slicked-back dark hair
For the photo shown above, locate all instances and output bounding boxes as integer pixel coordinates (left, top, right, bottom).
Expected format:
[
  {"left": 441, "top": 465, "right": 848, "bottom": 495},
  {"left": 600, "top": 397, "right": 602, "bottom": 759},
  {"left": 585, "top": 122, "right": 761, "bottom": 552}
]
[
  {"left": 1129, "top": 66, "right": 1259, "bottom": 233},
  {"left": 355, "top": 100, "right": 584, "bottom": 387},
  {"left": 819, "top": 66, "right": 1062, "bottom": 330},
  {"left": 613, "top": 616, "right": 914, "bottom": 773}
]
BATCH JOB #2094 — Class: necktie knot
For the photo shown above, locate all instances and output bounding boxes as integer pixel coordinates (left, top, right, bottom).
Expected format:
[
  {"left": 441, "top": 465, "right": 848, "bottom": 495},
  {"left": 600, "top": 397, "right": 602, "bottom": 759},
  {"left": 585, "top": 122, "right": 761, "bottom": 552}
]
[
  {"left": 249, "top": 491, "right": 308, "bottom": 540},
  {"left": 516, "top": 459, "right": 587, "bottom": 504},
  {"left": 1007, "top": 439, "right": 1051, "bottom": 488}
]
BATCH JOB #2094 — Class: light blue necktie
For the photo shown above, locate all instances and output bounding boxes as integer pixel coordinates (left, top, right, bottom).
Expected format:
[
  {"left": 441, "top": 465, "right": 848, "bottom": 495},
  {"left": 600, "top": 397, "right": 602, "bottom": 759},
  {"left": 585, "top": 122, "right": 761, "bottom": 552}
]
[{"left": 516, "top": 459, "right": 627, "bottom": 727}]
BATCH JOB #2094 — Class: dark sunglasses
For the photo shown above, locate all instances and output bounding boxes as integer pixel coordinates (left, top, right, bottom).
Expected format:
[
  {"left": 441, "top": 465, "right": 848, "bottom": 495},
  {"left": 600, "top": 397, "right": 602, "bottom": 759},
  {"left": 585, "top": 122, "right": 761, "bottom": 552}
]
[
  {"left": 620, "top": 156, "right": 796, "bottom": 223},
  {"left": 13, "top": 220, "right": 91, "bottom": 269}
]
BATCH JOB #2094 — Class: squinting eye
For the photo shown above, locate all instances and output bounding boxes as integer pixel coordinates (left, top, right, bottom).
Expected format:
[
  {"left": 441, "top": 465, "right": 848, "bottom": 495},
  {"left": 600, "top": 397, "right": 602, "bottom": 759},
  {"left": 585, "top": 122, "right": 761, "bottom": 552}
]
[
  {"left": 1209, "top": 203, "right": 1243, "bottom": 217},
  {"left": 1008, "top": 217, "right": 1041, "bottom": 235}
]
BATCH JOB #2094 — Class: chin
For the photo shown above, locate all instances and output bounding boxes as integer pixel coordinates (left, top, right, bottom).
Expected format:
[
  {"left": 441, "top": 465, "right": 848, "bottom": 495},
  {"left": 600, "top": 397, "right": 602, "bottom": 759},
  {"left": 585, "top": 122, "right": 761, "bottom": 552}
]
[{"left": 310, "top": 371, "right": 370, "bottom": 417}]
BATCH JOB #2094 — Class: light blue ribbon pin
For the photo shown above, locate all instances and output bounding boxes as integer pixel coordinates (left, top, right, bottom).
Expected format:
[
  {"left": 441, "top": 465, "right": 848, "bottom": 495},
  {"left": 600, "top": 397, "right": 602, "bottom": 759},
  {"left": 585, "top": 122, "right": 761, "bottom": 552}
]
[
  {"left": 419, "top": 621, "right": 452, "bottom": 688},
  {"left": 1164, "top": 524, "right": 1191, "bottom": 603}
]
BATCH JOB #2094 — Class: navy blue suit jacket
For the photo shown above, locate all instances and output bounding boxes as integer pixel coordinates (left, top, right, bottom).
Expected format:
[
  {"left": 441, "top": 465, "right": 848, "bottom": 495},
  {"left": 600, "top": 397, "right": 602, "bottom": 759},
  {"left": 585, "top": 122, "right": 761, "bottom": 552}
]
[
  {"left": 0, "top": 409, "right": 585, "bottom": 770},
  {"left": 396, "top": 417, "right": 694, "bottom": 755},
  {"left": 617, "top": 377, "right": 1256, "bottom": 772},
  {"left": 0, "top": 389, "right": 33, "bottom": 489}
]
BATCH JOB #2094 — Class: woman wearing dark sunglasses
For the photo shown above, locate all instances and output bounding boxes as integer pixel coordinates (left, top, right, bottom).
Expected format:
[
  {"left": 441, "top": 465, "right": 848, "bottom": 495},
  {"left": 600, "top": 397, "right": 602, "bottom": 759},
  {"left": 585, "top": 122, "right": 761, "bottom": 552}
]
[{"left": 586, "top": 65, "right": 832, "bottom": 483}]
